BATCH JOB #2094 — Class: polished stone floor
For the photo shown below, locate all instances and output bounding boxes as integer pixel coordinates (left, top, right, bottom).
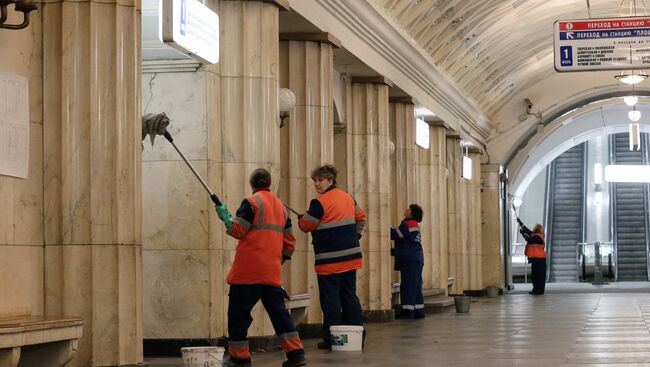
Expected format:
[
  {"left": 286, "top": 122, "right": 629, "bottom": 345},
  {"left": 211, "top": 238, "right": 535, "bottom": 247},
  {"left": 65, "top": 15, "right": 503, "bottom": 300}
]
[{"left": 146, "top": 290, "right": 650, "bottom": 366}]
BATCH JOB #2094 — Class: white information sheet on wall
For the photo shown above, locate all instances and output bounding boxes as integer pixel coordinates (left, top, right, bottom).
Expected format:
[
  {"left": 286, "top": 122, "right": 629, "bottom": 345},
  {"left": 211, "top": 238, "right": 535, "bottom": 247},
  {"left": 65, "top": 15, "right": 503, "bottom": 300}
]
[{"left": 0, "top": 72, "right": 29, "bottom": 179}]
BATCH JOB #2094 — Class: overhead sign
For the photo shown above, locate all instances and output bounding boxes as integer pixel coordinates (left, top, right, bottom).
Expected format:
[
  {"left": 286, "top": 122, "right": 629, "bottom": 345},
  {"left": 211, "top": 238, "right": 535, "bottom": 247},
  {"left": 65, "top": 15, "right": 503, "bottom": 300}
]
[
  {"left": 160, "top": 0, "right": 219, "bottom": 64},
  {"left": 554, "top": 16, "right": 650, "bottom": 72}
]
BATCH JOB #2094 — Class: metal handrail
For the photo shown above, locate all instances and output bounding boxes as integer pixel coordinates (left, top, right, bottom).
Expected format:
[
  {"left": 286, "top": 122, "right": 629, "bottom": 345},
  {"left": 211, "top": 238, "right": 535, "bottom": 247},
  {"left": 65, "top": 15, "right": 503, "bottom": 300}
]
[{"left": 511, "top": 242, "right": 529, "bottom": 284}]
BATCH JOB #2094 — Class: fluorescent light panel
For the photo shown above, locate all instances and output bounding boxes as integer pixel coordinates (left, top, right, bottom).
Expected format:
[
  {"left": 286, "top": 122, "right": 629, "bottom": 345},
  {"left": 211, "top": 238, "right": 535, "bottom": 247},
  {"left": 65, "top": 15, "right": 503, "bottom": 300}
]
[
  {"left": 462, "top": 156, "right": 472, "bottom": 180},
  {"left": 605, "top": 165, "right": 650, "bottom": 182},
  {"left": 414, "top": 107, "right": 436, "bottom": 117},
  {"left": 415, "top": 118, "right": 430, "bottom": 149},
  {"left": 594, "top": 163, "right": 603, "bottom": 185}
]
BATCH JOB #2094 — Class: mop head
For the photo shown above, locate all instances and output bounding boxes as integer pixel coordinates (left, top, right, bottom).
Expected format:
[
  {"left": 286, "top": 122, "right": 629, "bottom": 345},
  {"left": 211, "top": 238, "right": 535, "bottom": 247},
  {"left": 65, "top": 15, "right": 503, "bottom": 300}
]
[{"left": 142, "top": 112, "right": 170, "bottom": 146}]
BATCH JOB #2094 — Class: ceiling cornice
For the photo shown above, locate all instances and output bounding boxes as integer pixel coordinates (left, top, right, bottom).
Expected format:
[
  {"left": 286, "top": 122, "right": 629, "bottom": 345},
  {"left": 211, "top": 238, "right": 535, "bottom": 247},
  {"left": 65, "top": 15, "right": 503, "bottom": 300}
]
[{"left": 290, "top": 0, "right": 493, "bottom": 141}]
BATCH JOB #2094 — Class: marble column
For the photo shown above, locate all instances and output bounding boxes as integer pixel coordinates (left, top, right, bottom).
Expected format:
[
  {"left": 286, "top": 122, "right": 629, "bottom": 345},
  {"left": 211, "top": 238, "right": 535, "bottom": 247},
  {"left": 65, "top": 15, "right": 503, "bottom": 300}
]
[
  {"left": 346, "top": 79, "right": 391, "bottom": 315},
  {"left": 279, "top": 33, "right": 336, "bottom": 323},
  {"left": 219, "top": 0, "right": 286, "bottom": 336},
  {"left": 446, "top": 136, "right": 463, "bottom": 293},
  {"left": 466, "top": 151, "right": 483, "bottom": 290},
  {"left": 389, "top": 99, "right": 416, "bottom": 288},
  {"left": 481, "top": 164, "right": 504, "bottom": 288},
  {"left": 415, "top": 122, "right": 448, "bottom": 291},
  {"left": 42, "top": 0, "right": 143, "bottom": 364},
  {"left": 0, "top": 2, "right": 44, "bottom": 320}
]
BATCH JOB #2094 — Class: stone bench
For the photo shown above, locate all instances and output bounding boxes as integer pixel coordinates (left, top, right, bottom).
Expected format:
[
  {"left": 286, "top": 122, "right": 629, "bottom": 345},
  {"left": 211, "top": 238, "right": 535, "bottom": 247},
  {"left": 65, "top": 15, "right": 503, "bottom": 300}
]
[
  {"left": 0, "top": 316, "right": 83, "bottom": 367},
  {"left": 284, "top": 294, "right": 311, "bottom": 327}
]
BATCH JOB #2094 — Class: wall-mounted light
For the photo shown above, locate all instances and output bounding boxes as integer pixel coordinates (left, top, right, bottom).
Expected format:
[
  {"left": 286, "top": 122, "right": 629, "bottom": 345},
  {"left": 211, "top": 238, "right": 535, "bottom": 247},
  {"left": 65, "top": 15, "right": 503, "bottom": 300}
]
[
  {"left": 278, "top": 88, "right": 296, "bottom": 128},
  {"left": 0, "top": 0, "right": 37, "bottom": 30}
]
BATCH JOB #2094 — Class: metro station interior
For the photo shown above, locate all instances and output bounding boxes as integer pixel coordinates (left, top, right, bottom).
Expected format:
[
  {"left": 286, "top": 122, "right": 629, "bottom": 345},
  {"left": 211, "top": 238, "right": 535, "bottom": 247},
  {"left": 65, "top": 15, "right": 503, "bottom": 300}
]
[{"left": 5, "top": 0, "right": 650, "bottom": 366}]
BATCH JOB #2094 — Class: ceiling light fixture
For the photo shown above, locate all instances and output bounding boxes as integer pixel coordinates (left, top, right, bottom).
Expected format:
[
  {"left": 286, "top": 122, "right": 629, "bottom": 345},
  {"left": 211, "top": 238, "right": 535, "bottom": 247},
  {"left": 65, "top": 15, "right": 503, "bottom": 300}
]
[
  {"left": 615, "top": 71, "right": 648, "bottom": 85},
  {"left": 628, "top": 110, "right": 641, "bottom": 122},
  {"left": 624, "top": 95, "right": 639, "bottom": 106}
]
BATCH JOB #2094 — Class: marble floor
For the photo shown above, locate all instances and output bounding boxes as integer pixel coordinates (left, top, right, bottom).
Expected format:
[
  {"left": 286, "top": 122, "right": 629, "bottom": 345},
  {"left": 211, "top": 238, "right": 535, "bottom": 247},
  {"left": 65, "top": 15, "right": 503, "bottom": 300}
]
[{"left": 145, "top": 291, "right": 650, "bottom": 366}]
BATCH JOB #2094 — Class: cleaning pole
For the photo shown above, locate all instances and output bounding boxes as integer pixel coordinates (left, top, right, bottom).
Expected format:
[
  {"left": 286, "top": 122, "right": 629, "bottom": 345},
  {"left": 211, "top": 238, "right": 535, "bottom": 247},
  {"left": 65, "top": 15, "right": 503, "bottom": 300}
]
[{"left": 142, "top": 112, "right": 222, "bottom": 206}]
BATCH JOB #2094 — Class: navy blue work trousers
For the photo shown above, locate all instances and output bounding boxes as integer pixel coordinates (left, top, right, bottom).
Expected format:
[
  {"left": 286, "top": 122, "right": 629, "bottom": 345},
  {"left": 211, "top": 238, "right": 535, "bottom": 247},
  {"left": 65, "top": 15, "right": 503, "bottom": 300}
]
[
  {"left": 228, "top": 284, "right": 304, "bottom": 362},
  {"left": 316, "top": 270, "right": 364, "bottom": 343},
  {"left": 400, "top": 261, "right": 424, "bottom": 318}
]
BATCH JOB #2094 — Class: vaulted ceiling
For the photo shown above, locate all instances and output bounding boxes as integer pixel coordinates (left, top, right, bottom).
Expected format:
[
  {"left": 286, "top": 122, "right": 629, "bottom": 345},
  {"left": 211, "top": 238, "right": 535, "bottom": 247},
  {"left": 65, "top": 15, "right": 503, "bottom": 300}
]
[{"left": 372, "top": 0, "right": 642, "bottom": 119}]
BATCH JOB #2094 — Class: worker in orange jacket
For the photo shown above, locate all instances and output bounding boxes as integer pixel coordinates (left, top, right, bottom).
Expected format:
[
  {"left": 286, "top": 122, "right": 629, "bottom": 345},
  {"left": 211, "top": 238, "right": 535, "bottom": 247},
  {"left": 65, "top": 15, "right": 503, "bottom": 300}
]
[
  {"left": 216, "top": 168, "right": 306, "bottom": 367},
  {"left": 298, "top": 164, "right": 366, "bottom": 350},
  {"left": 517, "top": 218, "right": 546, "bottom": 295}
]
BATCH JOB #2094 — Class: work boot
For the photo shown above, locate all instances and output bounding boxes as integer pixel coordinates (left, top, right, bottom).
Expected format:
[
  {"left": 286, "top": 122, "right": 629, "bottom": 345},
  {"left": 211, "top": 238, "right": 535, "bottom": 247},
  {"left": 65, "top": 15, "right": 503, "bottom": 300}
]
[
  {"left": 282, "top": 354, "right": 307, "bottom": 367},
  {"left": 316, "top": 341, "right": 331, "bottom": 350}
]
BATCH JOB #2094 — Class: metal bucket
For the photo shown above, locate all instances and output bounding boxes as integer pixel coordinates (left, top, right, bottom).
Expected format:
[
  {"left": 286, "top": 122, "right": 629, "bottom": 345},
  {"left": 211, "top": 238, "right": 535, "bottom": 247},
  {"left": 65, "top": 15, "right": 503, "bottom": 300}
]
[
  {"left": 454, "top": 296, "right": 471, "bottom": 313},
  {"left": 486, "top": 286, "right": 499, "bottom": 298}
]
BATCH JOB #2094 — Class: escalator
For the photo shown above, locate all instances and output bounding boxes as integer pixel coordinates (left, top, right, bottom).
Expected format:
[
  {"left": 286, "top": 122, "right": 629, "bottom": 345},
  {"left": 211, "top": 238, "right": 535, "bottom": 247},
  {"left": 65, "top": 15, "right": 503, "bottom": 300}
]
[
  {"left": 612, "top": 133, "right": 649, "bottom": 281},
  {"left": 548, "top": 143, "right": 585, "bottom": 282}
]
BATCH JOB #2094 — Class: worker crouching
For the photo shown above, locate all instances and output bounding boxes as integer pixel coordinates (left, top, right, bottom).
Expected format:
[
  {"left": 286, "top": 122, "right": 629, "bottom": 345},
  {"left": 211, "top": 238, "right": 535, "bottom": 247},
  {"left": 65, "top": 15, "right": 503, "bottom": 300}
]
[{"left": 216, "top": 168, "right": 307, "bottom": 367}]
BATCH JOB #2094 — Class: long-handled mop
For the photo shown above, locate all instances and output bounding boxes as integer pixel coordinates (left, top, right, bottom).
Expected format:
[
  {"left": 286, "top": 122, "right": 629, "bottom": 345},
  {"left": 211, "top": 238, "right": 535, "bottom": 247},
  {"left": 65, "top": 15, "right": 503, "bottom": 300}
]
[{"left": 142, "top": 112, "right": 222, "bottom": 206}]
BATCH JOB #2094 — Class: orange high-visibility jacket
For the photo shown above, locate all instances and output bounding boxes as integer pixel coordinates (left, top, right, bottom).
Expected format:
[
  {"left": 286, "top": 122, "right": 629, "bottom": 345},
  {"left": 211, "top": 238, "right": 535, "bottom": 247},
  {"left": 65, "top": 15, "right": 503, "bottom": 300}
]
[
  {"left": 299, "top": 186, "right": 366, "bottom": 275},
  {"left": 226, "top": 189, "right": 296, "bottom": 287},
  {"left": 523, "top": 232, "right": 546, "bottom": 259}
]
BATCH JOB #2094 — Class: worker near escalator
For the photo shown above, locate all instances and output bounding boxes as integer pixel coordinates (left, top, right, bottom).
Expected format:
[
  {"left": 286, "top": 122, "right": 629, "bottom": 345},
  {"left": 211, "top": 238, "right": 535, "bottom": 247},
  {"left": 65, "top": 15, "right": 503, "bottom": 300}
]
[
  {"left": 390, "top": 204, "right": 425, "bottom": 319},
  {"left": 298, "top": 164, "right": 366, "bottom": 350},
  {"left": 517, "top": 218, "right": 547, "bottom": 295},
  {"left": 215, "top": 168, "right": 307, "bottom": 367}
]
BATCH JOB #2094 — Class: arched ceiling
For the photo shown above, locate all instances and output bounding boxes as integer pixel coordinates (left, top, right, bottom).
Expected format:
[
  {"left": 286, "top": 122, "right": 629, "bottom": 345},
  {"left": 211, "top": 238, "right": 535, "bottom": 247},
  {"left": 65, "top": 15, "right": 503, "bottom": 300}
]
[{"left": 372, "top": 0, "right": 642, "bottom": 119}]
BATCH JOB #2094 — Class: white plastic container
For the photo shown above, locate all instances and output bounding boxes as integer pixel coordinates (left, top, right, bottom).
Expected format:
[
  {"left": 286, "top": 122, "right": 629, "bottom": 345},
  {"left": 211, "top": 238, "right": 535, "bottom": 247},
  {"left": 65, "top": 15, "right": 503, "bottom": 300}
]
[
  {"left": 330, "top": 325, "right": 364, "bottom": 351},
  {"left": 181, "top": 346, "right": 225, "bottom": 367}
]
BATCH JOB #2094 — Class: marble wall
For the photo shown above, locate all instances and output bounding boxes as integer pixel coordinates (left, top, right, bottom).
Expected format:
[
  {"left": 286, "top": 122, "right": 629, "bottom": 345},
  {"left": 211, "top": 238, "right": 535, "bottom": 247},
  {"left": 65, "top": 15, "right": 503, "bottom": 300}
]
[
  {"left": 389, "top": 102, "right": 416, "bottom": 287},
  {"left": 415, "top": 123, "right": 448, "bottom": 291},
  {"left": 41, "top": 0, "right": 144, "bottom": 363},
  {"left": 481, "top": 164, "right": 504, "bottom": 288},
  {"left": 279, "top": 37, "right": 335, "bottom": 323},
  {"left": 346, "top": 81, "right": 392, "bottom": 311},
  {"left": 0, "top": 7, "right": 44, "bottom": 319}
]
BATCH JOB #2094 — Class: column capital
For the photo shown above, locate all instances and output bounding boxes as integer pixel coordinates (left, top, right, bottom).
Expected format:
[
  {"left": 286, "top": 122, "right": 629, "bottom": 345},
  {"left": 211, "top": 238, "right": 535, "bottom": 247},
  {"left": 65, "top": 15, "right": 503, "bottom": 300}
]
[
  {"left": 351, "top": 76, "right": 394, "bottom": 88},
  {"left": 389, "top": 96, "right": 415, "bottom": 104},
  {"left": 426, "top": 120, "right": 445, "bottom": 127},
  {"left": 224, "top": 0, "right": 290, "bottom": 11},
  {"left": 280, "top": 32, "right": 341, "bottom": 48}
]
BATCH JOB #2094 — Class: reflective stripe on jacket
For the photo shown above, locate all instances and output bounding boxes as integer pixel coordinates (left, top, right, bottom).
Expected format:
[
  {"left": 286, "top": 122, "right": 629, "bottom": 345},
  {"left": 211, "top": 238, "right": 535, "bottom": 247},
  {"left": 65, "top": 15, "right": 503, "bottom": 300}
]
[
  {"left": 524, "top": 233, "right": 546, "bottom": 258},
  {"left": 390, "top": 218, "right": 424, "bottom": 271},
  {"left": 226, "top": 189, "right": 296, "bottom": 286},
  {"left": 298, "top": 187, "right": 366, "bottom": 275}
]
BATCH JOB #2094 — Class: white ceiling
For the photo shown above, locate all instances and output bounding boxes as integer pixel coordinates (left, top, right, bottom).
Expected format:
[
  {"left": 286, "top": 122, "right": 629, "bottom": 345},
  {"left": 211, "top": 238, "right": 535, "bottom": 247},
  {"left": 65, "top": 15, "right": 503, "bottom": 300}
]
[{"left": 372, "top": 0, "right": 646, "bottom": 119}]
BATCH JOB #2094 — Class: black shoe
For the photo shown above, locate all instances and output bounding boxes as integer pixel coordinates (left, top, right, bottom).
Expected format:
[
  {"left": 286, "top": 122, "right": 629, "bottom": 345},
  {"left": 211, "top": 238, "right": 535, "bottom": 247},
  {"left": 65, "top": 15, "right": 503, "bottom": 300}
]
[
  {"left": 222, "top": 359, "right": 252, "bottom": 367},
  {"left": 282, "top": 354, "right": 307, "bottom": 367},
  {"left": 414, "top": 313, "right": 425, "bottom": 319},
  {"left": 317, "top": 341, "right": 331, "bottom": 350}
]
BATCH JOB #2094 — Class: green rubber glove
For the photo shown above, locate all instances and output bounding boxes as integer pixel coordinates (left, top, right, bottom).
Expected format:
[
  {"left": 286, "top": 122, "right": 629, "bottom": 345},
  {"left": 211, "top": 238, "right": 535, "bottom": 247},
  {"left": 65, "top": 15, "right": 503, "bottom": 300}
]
[{"left": 215, "top": 204, "right": 233, "bottom": 231}]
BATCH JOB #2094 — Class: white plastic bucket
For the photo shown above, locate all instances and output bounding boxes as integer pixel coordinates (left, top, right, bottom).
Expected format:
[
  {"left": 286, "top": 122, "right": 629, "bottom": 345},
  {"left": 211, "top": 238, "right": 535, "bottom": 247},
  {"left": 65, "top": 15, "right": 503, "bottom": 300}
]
[
  {"left": 181, "top": 346, "right": 225, "bottom": 367},
  {"left": 330, "top": 325, "right": 364, "bottom": 351}
]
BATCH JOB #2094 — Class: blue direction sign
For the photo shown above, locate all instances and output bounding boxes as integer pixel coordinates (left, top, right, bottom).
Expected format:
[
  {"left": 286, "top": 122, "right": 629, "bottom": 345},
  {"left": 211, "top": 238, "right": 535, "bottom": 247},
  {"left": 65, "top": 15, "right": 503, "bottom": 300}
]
[{"left": 554, "top": 16, "right": 650, "bottom": 71}]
